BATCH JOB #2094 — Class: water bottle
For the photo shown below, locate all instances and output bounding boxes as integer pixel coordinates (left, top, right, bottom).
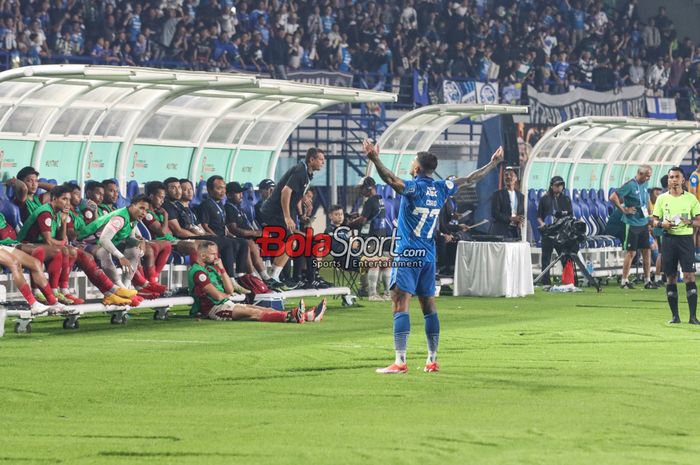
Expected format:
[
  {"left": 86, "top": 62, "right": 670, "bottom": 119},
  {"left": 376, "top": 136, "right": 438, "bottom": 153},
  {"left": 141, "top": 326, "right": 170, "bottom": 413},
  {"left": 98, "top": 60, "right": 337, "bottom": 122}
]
[{"left": 586, "top": 260, "right": 595, "bottom": 285}]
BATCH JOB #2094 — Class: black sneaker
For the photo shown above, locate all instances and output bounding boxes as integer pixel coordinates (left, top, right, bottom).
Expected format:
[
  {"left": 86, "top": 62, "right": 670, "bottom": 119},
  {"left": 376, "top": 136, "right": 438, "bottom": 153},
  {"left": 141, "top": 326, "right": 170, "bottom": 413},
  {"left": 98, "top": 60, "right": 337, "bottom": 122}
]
[
  {"left": 689, "top": 317, "right": 700, "bottom": 325},
  {"left": 669, "top": 315, "right": 681, "bottom": 324},
  {"left": 312, "top": 279, "right": 330, "bottom": 289},
  {"left": 620, "top": 282, "right": 635, "bottom": 289},
  {"left": 644, "top": 281, "right": 659, "bottom": 289},
  {"left": 282, "top": 279, "right": 300, "bottom": 290},
  {"left": 315, "top": 277, "right": 333, "bottom": 288},
  {"left": 264, "top": 278, "right": 285, "bottom": 292}
]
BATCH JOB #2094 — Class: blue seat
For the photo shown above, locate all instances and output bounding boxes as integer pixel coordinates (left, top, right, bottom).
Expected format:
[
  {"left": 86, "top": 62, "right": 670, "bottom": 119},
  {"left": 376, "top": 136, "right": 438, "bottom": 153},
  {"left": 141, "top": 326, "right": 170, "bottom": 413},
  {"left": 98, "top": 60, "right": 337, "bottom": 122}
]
[
  {"left": 193, "top": 180, "right": 207, "bottom": 206},
  {"left": 137, "top": 221, "right": 152, "bottom": 240},
  {"left": 0, "top": 200, "right": 22, "bottom": 229},
  {"left": 528, "top": 189, "right": 541, "bottom": 245},
  {"left": 126, "top": 181, "right": 139, "bottom": 201}
]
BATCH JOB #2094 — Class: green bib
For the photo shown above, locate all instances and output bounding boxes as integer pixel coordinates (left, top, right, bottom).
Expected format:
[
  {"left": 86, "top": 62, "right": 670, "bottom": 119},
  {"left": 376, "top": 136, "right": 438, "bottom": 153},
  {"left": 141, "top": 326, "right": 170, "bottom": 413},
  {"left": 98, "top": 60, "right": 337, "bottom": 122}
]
[
  {"left": 0, "top": 212, "right": 18, "bottom": 246},
  {"left": 25, "top": 195, "right": 43, "bottom": 214},
  {"left": 98, "top": 204, "right": 115, "bottom": 217},
  {"left": 187, "top": 263, "right": 226, "bottom": 316},
  {"left": 77, "top": 207, "right": 134, "bottom": 245},
  {"left": 147, "top": 209, "right": 177, "bottom": 241},
  {"left": 69, "top": 209, "right": 86, "bottom": 233},
  {"left": 17, "top": 203, "right": 58, "bottom": 243}
]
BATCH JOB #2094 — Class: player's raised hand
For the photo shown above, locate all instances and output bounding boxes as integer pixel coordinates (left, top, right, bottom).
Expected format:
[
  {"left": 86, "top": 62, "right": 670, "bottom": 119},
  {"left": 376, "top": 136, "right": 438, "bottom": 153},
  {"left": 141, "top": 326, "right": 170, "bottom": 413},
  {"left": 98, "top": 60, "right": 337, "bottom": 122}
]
[
  {"left": 491, "top": 146, "right": 504, "bottom": 164},
  {"left": 362, "top": 139, "right": 379, "bottom": 160}
]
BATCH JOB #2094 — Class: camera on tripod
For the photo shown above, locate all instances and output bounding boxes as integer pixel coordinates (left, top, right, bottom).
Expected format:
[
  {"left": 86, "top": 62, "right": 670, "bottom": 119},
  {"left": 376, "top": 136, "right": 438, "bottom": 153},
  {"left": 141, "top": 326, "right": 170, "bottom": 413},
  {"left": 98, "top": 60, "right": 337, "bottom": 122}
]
[{"left": 540, "top": 216, "right": 587, "bottom": 254}]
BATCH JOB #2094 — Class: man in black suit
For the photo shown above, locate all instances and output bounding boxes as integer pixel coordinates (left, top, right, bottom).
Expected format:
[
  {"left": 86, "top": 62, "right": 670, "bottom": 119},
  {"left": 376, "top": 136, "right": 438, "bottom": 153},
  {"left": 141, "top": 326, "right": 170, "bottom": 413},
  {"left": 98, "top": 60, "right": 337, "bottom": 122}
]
[{"left": 490, "top": 167, "right": 525, "bottom": 239}]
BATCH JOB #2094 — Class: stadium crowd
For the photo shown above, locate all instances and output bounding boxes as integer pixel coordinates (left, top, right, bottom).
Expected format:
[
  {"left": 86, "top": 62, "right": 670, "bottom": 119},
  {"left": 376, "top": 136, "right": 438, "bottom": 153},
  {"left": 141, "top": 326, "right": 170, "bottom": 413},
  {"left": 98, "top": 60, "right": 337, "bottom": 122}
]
[{"left": 0, "top": 1, "right": 698, "bottom": 102}]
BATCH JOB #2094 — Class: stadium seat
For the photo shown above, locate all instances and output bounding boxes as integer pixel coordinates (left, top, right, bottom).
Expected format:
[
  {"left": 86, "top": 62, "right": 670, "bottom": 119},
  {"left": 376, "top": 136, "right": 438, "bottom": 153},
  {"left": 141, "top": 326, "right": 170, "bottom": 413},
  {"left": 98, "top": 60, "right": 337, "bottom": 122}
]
[
  {"left": 0, "top": 201, "right": 22, "bottom": 229},
  {"left": 193, "top": 180, "right": 207, "bottom": 206},
  {"left": 126, "top": 181, "right": 139, "bottom": 201}
]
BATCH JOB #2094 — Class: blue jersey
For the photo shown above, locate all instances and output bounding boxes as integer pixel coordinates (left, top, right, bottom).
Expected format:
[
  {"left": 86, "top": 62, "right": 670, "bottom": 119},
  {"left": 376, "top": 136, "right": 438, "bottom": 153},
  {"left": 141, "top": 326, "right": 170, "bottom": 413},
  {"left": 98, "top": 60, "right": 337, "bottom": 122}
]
[{"left": 395, "top": 175, "right": 456, "bottom": 262}]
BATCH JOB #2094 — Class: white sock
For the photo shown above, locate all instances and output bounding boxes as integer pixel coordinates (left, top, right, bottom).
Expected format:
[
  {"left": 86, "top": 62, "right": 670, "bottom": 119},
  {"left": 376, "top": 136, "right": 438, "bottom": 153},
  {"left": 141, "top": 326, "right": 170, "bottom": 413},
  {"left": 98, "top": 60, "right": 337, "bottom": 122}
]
[
  {"left": 621, "top": 278, "right": 628, "bottom": 285},
  {"left": 271, "top": 265, "right": 283, "bottom": 281},
  {"left": 235, "top": 272, "right": 245, "bottom": 278},
  {"left": 395, "top": 351, "right": 406, "bottom": 365},
  {"left": 427, "top": 352, "right": 437, "bottom": 364},
  {"left": 259, "top": 270, "right": 270, "bottom": 280},
  {"left": 61, "top": 288, "right": 71, "bottom": 294},
  {"left": 368, "top": 268, "right": 380, "bottom": 296}
]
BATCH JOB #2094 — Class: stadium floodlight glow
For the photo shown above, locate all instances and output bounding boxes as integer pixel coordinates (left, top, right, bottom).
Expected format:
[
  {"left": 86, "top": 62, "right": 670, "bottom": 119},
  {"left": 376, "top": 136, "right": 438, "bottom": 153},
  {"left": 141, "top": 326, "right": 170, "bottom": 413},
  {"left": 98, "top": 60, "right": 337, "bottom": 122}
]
[
  {"left": 0, "top": 65, "right": 396, "bottom": 191},
  {"left": 367, "top": 104, "right": 528, "bottom": 181}
]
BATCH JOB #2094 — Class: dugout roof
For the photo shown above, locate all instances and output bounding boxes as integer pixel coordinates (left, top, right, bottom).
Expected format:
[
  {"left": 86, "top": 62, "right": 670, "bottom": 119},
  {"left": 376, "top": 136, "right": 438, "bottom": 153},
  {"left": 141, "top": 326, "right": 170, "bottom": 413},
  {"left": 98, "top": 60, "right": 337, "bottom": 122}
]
[
  {"left": 368, "top": 104, "right": 529, "bottom": 181},
  {"left": 0, "top": 65, "right": 396, "bottom": 190},
  {"left": 523, "top": 116, "right": 700, "bottom": 194}
]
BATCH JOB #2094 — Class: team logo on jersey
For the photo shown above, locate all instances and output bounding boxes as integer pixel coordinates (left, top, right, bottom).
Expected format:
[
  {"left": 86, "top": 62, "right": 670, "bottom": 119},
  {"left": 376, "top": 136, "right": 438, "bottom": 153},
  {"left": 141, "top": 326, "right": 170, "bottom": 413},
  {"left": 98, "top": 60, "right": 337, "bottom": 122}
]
[
  {"left": 198, "top": 273, "right": 207, "bottom": 282},
  {"left": 44, "top": 218, "right": 52, "bottom": 227},
  {"left": 426, "top": 186, "right": 437, "bottom": 197},
  {"left": 85, "top": 211, "right": 93, "bottom": 219},
  {"left": 446, "top": 180, "right": 454, "bottom": 190},
  {"left": 146, "top": 213, "right": 153, "bottom": 221}
]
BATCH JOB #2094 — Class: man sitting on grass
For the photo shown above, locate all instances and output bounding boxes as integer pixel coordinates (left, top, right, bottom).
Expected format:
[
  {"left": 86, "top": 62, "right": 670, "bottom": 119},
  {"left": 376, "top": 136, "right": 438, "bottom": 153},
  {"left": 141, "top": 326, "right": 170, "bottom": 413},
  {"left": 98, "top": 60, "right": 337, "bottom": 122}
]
[{"left": 189, "top": 241, "right": 326, "bottom": 323}]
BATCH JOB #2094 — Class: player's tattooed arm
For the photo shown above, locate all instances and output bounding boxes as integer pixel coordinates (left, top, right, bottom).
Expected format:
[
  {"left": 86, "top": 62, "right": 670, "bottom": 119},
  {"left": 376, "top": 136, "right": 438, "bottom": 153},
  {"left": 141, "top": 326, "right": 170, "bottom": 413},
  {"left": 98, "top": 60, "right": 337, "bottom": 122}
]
[
  {"left": 362, "top": 139, "right": 405, "bottom": 194},
  {"left": 454, "top": 146, "right": 504, "bottom": 188}
]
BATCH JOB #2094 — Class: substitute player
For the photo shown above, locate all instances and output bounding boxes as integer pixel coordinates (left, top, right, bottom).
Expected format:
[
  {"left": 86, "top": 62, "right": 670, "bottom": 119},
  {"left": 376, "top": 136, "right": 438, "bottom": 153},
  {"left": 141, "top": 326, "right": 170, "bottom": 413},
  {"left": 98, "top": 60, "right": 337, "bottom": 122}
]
[
  {"left": 363, "top": 139, "right": 504, "bottom": 373},
  {"left": 653, "top": 167, "right": 700, "bottom": 325},
  {"left": 189, "top": 241, "right": 326, "bottom": 323}
]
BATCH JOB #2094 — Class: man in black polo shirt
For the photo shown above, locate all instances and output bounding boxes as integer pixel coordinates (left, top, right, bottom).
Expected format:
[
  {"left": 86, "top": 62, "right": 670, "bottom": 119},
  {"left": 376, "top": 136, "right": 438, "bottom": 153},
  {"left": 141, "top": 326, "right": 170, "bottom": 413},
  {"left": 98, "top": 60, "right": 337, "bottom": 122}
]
[
  {"left": 225, "top": 181, "right": 271, "bottom": 282},
  {"left": 161, "top": 177, "right": 241, "bottom": 279},
  {"left": 258, "top": 147, "right": 326, "bottom": 288}
]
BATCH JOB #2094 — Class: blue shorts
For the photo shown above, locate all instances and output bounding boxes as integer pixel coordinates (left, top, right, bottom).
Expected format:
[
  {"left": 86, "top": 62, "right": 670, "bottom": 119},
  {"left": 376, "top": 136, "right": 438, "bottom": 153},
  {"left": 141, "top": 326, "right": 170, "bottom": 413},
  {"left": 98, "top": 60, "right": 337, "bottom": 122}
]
[{"left": 390, "top": 259, "right": 436, "bottom": 297}]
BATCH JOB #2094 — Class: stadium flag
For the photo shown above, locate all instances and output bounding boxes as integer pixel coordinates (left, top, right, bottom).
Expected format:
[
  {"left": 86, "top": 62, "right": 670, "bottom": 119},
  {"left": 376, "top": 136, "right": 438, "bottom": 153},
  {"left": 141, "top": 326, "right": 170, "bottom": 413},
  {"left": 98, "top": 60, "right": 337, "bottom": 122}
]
[
  {"left": 528, "top": 85, "right": 645, "bottom": 124},
  {"left": 287, "top": 70, "right": 353, "bottom": 113},
  {"left": 502, "top": 83, "right": 522, "bottom": 104},
  {"left": 441, "top": 80, "right": 499, "bottom": 104},
  {"left": 646, "top": 97, "right": 677, "bottom": 120},
  {"left": 413, "top": 70, "right": 430, "bottom": 106}
]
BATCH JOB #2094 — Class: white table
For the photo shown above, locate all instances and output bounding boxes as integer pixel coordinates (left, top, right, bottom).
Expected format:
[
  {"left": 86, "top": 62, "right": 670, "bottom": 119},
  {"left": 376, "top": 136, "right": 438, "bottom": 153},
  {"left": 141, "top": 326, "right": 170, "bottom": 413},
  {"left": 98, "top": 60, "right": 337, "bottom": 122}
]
[{"left": 453, "top": 241, "right": 534, "bottom": 298}]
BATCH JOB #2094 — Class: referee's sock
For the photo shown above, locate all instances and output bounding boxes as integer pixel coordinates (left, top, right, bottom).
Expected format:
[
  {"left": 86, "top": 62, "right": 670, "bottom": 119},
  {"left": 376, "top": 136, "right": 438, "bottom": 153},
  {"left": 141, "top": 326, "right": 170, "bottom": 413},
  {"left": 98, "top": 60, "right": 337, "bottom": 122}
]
[
  {"left": 686, "top": 282, "right": 698, "bottom": 320},
  {"left": 666, "top": 284, "right": 679, "bottom": 318},
  {"left": 393, "top": 311, "right": 410, "bottom": 365}
]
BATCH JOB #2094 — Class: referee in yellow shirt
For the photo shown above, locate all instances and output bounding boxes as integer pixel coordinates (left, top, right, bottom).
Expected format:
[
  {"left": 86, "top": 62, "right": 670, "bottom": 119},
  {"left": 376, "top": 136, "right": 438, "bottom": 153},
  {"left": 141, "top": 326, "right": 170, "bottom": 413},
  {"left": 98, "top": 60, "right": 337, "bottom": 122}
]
[{"left": 653, "top": 167, "right": 700, "bottom": 325}]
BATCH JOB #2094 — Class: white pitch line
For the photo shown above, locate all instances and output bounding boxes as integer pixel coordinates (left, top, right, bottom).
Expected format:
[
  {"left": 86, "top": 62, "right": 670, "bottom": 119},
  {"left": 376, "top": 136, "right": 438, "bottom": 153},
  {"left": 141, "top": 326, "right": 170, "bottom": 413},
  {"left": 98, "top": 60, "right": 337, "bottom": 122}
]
[{"left": 117, "top": 339, "right": 209, "bottom": 344}]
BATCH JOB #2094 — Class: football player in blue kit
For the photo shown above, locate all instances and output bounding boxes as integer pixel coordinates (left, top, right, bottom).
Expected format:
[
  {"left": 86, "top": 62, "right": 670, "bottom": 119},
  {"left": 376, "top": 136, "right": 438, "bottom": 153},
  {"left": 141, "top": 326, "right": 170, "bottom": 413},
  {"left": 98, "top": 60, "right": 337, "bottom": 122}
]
[{"left": 362, "top": 139, "right": 504, "bottom": 373}]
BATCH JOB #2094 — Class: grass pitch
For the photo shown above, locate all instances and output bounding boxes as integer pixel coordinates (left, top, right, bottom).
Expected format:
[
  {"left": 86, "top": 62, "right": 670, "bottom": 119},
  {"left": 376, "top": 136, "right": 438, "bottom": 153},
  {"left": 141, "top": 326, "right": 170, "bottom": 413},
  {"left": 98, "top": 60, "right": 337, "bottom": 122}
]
[{"left": 2, "top": 286, "right": 700, "bottom": 465}]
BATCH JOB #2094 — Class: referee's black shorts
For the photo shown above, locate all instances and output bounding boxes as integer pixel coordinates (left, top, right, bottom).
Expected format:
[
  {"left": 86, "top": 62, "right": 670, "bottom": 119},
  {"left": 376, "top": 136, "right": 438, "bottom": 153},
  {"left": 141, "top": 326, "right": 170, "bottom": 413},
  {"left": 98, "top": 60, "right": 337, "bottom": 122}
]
[
  {"left": 624, "top": 225, "right": 651, "bottom": 251},
  {"left": 661, "top": 234, "right": 696, "bottom": 276}
]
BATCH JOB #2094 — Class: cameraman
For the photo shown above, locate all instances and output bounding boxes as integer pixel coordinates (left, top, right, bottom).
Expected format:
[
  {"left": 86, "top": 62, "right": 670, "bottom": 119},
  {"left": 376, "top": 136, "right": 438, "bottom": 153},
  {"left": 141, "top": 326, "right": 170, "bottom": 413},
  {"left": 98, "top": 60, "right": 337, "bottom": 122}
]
[{"left": 536, "top": 176, "right": 572, "bottom": 286}]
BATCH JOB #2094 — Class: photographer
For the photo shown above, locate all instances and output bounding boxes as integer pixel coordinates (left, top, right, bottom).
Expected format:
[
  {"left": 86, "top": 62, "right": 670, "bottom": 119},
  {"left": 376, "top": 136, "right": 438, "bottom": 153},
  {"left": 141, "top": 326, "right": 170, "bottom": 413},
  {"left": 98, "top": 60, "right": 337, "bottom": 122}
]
[{"left": 537, "top": 176, "right": 572, "bottom": 286}]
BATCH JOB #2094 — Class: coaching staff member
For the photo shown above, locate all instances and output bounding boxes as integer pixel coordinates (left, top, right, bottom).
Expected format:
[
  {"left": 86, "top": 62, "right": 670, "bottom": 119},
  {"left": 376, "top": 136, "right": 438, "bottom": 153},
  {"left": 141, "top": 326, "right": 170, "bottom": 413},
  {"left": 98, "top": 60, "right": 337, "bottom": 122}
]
[
  {"left": 653, "top": 167, "right": 700, "bottom": 325},
  {"left": 258, "top": 147, "right": 326, "bottom": 288},
  {"left": 610, "top": 165, "right": 655, "bottom": 289}
]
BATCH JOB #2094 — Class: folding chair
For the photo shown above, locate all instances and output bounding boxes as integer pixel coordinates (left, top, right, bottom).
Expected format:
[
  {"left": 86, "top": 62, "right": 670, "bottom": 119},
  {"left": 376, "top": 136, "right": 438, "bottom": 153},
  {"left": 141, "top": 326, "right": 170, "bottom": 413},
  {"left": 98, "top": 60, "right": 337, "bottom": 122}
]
[{"left": 332, "top": 257, "right": 361, "bottom": 296}]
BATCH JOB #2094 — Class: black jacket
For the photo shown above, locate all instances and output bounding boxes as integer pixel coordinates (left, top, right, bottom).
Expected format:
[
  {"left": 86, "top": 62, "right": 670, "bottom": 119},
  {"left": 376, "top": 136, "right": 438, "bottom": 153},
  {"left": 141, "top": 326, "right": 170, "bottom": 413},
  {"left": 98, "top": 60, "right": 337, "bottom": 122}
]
[{"left": 490, "top": 189, "right": 524, "bottom": 238}]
